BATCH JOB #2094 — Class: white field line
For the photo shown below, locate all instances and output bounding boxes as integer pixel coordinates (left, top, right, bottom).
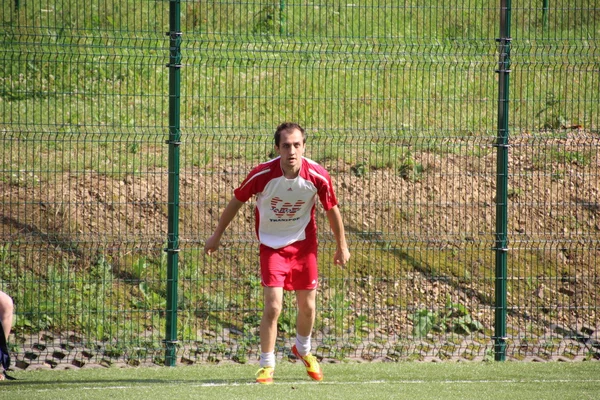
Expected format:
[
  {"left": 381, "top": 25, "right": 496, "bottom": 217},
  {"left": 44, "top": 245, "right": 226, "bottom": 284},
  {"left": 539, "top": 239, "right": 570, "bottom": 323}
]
[{"left": 32, "top": 378, "right": 600, "bottom": 392}]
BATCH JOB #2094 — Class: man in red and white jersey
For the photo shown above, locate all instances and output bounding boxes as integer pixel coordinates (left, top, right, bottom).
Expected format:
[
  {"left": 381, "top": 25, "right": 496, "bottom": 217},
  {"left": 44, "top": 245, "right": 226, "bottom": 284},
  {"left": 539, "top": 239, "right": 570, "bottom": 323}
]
[{"left": 204, "top": 122, "right": 350, "bottom": 384}]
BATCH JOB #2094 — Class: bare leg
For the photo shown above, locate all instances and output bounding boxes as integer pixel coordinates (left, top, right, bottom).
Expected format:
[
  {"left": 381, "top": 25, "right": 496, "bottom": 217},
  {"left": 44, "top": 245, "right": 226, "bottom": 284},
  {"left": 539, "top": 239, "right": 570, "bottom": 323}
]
[
  {"left": 0, "top": 291, "right": 13, "bottom": 380},
  {"left": 260, "top": 287, "right": 283, "bottom": 353},
  {"left": 0, "top": 291, "right": 13, "bottom": 340},
  {"left": 295, "top": 289, "right": 316, "bottom": 337}
]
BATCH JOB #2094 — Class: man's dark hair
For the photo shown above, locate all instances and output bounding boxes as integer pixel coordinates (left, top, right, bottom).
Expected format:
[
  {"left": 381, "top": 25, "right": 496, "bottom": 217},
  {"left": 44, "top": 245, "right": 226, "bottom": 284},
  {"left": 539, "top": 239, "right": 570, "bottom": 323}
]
[{"left": 274, "top": 122, "right": 306, "bottom": 146}]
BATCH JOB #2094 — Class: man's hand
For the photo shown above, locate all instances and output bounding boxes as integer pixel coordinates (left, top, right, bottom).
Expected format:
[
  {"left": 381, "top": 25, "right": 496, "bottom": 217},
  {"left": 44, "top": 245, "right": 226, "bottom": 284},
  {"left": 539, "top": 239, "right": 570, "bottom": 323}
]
[
  {"left": 204, "top": 234, "right": 221, "bottom": 255},
  {"left": 334, "top": 247, "right": 350, "bottom": 266}
]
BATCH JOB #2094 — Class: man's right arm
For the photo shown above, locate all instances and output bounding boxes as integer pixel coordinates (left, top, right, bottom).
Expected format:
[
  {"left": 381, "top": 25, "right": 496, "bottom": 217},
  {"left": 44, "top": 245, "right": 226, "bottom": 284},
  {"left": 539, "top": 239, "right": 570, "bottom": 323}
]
[{"left": 204, "top": 197, "right": 245, "bottom": 255}]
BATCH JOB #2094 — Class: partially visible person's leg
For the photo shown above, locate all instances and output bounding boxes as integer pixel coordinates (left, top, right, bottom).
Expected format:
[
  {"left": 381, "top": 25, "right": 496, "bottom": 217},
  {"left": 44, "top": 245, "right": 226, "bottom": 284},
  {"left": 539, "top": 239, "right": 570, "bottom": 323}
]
[
  {"left": 0, "top": 291, "right": 13, "bottom": 381},
  {"left": 0, "top": 291, "right": 13, "bottom": 339}
]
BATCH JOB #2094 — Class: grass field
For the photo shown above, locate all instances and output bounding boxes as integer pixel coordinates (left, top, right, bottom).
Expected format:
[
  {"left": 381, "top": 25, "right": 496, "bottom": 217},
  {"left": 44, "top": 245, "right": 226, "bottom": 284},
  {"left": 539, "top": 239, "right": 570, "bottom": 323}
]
[{"left": 2, "top": 361, "right": 600, "bottom": 400}]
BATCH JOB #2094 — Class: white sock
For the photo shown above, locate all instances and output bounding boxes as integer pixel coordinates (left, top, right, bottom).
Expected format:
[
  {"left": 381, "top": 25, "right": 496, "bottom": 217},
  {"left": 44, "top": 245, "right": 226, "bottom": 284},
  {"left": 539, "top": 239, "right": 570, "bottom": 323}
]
[
  {"left": 295, "top": 334, "right": 311, "bottom": 356},
  {"left": 260, "top": 351, "right": 275, "bottom": 368}
]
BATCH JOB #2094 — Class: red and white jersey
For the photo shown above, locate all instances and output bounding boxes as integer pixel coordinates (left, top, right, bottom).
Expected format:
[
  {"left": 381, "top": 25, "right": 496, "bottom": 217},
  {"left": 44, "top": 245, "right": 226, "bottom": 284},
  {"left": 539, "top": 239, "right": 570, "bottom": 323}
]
[{"left": 234, "top": 157, "right": 338, "bottom": 249}]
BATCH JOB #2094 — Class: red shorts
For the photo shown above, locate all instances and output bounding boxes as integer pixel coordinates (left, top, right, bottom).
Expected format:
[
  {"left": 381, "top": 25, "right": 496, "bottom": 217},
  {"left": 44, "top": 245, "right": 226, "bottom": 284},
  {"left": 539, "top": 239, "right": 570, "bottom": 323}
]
[{"left": 259, "top": 239, "right": 318, "bottom": 291}]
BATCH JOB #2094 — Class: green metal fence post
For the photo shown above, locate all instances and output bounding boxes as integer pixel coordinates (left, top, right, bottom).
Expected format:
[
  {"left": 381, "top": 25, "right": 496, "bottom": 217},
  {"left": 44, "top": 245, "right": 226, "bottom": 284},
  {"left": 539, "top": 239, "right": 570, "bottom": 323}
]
[
  {"left": 165, "top": 0, "right": 182, "bottom": 367},
  {"left": 494, "top": 0, "right": 512, "bottom": 362},
  {"left": 542, "top": 0, "right": 549, "bottom": 30},
  {"left": 279, "top": 0, "right": 286, "bottom": 35}
]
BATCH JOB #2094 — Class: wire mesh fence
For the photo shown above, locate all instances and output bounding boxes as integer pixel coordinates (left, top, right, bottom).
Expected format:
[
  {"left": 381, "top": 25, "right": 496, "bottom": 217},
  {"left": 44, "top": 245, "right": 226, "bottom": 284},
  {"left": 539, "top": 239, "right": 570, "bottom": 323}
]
[{"left": 0, "top": 1, "right": 598, "bottom": 369}]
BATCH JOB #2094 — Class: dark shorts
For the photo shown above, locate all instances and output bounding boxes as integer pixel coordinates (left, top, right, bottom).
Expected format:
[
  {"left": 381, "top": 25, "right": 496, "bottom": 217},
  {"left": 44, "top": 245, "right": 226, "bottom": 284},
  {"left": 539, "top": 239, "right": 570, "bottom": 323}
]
[{"left": 259, "top": 239, "right": 318, "bottom": 291}]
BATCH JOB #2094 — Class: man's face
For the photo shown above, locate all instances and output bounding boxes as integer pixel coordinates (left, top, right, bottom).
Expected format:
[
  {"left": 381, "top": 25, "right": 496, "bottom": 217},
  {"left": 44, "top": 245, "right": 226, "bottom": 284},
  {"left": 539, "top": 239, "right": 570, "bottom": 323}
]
[{"left": 276, "top": 128, "right": 305, "bottom": 172}]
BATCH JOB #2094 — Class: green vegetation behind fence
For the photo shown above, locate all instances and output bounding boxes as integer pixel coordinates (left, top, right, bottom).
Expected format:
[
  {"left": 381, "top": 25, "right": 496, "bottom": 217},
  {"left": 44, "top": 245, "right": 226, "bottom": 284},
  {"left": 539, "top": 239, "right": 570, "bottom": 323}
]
[{"left": 0, "top": 1, "right": 598, "bottom": 368}]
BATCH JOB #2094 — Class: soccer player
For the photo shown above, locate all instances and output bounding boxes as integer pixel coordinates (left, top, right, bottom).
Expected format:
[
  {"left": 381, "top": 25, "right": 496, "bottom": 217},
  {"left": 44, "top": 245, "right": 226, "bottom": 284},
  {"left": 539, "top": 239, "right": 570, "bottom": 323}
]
[{"left": 204, "top": 122, "right": 350, "bottom": 384}]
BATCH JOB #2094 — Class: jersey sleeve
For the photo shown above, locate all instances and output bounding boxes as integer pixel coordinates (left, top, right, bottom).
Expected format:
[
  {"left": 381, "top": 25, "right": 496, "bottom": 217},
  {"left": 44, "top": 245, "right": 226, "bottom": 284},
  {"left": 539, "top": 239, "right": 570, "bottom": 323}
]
[
  {"left": 318, "top": 176, "right": 338, "bottom": 211},
  {"left": 233, "top": 162, "right": 272, "bottom": 202},
  {"left": 234, "top": 171, "right": 257, "bottom": 203},
  {"left": 311, "top": 165, "right": 338, "bottom": 211}
]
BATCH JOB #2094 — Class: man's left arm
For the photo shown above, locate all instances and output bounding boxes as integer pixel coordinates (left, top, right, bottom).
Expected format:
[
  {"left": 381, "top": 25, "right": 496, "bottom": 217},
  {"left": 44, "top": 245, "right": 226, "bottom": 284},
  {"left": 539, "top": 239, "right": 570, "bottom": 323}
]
[{"left": 326, "top": 205, "right": 351, "bottom": 266}]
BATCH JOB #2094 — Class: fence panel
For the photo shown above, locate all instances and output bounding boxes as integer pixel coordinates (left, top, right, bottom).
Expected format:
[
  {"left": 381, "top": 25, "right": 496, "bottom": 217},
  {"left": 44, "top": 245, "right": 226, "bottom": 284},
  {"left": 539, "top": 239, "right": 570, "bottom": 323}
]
[
  {"left": 1, "top": 0, "right": 172, "bottom": 367},
  {"left": 180, "top": 1, "right": 501, "bottom": 363},
  {"left": 507, "top": 1, "right": 600, "bottom": 360}
]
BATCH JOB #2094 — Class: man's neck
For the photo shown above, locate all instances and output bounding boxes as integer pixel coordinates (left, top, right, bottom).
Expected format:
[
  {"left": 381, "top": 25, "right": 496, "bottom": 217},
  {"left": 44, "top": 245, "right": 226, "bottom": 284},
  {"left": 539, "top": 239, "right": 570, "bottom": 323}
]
[{"left": 281, "top": 163, "right": 300, "bottom": 179}]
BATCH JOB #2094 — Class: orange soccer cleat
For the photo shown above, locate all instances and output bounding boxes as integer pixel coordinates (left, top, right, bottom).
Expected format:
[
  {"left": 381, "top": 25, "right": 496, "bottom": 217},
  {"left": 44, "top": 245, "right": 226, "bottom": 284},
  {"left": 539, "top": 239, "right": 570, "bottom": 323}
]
[{"left": 292, "top": 345, "right": 323, "bottom": 381}]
